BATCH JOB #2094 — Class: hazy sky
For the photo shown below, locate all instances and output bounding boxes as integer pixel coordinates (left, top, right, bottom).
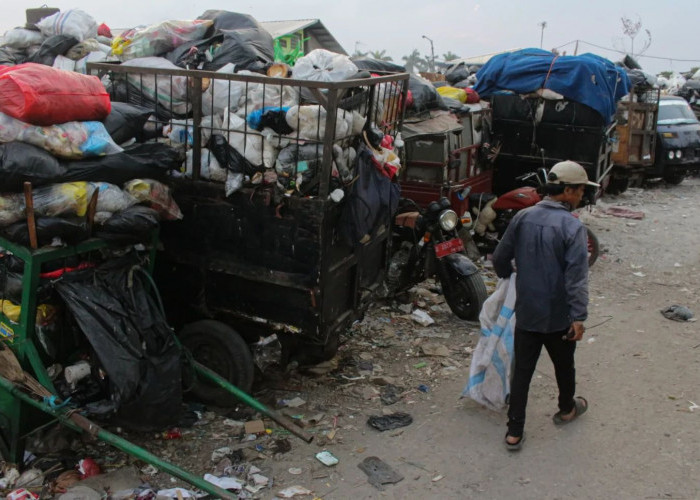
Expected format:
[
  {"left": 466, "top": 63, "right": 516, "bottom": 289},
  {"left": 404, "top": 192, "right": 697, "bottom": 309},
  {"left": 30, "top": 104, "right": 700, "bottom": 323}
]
[{"left": 3, "top": 0, "right": 698, "bottom": 75}]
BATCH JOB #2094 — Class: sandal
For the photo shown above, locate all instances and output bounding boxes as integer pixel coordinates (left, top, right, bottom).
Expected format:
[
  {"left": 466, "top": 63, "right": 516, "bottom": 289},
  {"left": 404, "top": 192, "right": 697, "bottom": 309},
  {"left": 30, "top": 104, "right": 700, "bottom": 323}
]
[
  {"left": 552, "top": 396, "right": 588, "bottom": 425},
  {"left": 504, "top": 432, "right": 525, "bottom": 451}
]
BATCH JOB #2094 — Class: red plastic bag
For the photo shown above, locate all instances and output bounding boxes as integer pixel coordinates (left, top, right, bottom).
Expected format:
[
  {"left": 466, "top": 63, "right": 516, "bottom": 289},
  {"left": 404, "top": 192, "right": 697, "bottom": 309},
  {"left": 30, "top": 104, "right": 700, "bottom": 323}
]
[
  {"left": 0, "top": 63, "right": 111, "bottom": 125},
  {"left": 98, "top": 23, "right": 112, "bottom": 37}
]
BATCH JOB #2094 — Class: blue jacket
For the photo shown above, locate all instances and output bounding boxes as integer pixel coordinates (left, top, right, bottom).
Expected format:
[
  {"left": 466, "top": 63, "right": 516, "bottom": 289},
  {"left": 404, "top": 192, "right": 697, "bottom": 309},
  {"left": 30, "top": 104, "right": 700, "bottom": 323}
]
[{"left": 492, "top": 199, "right": 589, "bottom": 333}]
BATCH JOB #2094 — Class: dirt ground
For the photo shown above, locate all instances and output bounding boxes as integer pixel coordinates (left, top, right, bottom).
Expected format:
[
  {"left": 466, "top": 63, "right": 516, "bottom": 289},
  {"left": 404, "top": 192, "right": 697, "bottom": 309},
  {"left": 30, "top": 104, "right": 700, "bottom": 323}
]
[{"left": 16, "top": 178, "right": 700, "bottom": 499}]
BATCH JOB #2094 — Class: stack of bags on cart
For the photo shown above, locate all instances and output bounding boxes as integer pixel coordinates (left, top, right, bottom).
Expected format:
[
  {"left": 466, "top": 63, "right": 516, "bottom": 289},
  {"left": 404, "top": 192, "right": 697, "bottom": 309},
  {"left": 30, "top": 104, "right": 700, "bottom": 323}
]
[{"left": 0, "top": 63, "right": 183, "bottom": 248}]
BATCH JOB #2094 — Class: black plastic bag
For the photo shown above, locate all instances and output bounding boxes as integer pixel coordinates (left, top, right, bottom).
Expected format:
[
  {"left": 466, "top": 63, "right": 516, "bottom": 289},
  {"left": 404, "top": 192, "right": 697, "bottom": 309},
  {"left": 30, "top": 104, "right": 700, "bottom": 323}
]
[
  {"left": 367, "top": 412, "right": 413, "bottom": 431},
  {"left": 0, "top": 269, "right": 23, "bottom": 302},
  {"left": 165, "top": 34, "right": 222, "bottom": 68},
  {"left": 96, "top": 206, "right": 160, "bottom": 244},
  {"left": 351, "top": 57, "right": 406, "bottom": 73},
  {"left": 59, "top": 143, "right": 182, "bottom": 184},
  {"left": 275, "top": 143, "right": 325, "bottom": 193},
  {"left": 408, "top": 74, "right": 447, "bottom": 113},
  {"left": 108, "top": 79, "right": 186, "bottom": 121},
  {"left": 445, "top": 61, "right": 470, "bottom": 85},
  {"left": 4, "top": 217, "right": 89, "bottom": 247},
  {"left": 102, "top": 102, "right": 152, "bottom": 145},
  {"left": 208, "top": 134, "right": 261, "bottom": 175},
  {"left": 55, "top": 255, "right": 182, "bottom": 430},
  {"left": 26, "top": 34, "right": 78, "bottom": 66},
  {"left": 198, "top": 10, "right": 266, "bottom": 33},
  {"left": 202, "top": 29, "right": 274, "bottom": 73},
  {"left": 0, "top": 142, "right": 66, "bottom": 191}
]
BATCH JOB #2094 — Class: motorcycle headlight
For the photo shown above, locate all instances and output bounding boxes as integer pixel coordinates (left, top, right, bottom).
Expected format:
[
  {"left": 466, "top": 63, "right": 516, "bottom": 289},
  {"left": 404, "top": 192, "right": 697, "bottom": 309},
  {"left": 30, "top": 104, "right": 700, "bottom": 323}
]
[
  {"left": 668, "top": 151, "right": 674, "bottom": 160},
  {"left": 676, "top": 149, "right": 683, "bottom": 159},
  {"left": 439, "top": 210, "right": 459, "bottom": 231}
]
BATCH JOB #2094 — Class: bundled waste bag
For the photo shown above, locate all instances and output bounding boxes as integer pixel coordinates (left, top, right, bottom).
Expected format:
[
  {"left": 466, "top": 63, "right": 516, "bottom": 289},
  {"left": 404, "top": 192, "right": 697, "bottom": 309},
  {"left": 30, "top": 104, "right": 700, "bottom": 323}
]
[
  {"left": 1, "top": 29, "right": 44, "bottom": 49},
  {"left": 26, "top": 35, "right": 80, "bottom": 67},
  {"left": 351, "top": 57, "right": 406, "bottom": 73},
  {"left": 0, "top": 142, "right": 66, "bottom": 191},
  {"left": 87, "top": 182, "right": 137, "bottom": 213},
  {"left": 0, "top": 63, "right": 111, "bottom": 125},
  {"left": 102, "top": 102, "right": 152, "bottom": 144},
  {"left": 96, "top": 206, "right": 160, "bottom": 244},
  {"left": 293, "top": 49, "right": 358, "bottom": 83},
  {"left": 4, "top": 217, "right": 89, "bottom": 247},
  {"left": 462, "top": 275, "right": 516, "bottom": 411},
  {"left": 59, "top": 142, "right": 181, "bottom": 184},
  {"left": 407, "top": 74, "right": 447, "bottom": 113},
  {"left": 124, "top": 179, "right": 183, "bottom": 220},
  {"left": 112, "top": 20, "right": 213, "bottom": 60},
  {"left": 36, "top": 9, "right": 98, "bottom": 42},
  {"left": 0, "top": 182, "right": 89, "bottom": 227},
  {"left": 0, "top": 112, "right": 122, "bottom": 159},
  {"left": 56, "top": 255, "right": 182, "bottom": 429}
]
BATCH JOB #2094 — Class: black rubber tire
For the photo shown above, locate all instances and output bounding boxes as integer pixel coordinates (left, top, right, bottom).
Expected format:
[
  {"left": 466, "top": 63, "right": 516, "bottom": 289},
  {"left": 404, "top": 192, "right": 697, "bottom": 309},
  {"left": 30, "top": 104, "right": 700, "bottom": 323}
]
[
  {"left": 179, "top": 320, "right": 255, "bottom": 406},
  {"left": 664, "top": 171, "right": 685, "bottom": 185},
  {"left": 586, "top": 227, "right": 600, "bottom": 267},
  {"left": 443, "top": 272, "right": 487, "bottom": 321},
  {"left": 606, "top": 176, "right": 629, "bottom": 195}
]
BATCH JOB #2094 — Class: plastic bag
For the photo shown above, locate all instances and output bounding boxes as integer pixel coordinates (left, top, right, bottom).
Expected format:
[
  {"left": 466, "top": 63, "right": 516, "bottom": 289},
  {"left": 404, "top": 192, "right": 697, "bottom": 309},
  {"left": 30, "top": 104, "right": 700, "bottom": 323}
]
[
  {"left": 87, "top": 182, "right": 137, "bottom": 213},
  {"left": 112, "top": 20, "right": 213, "bottom": 60},
  {"left": 436, "top": 86, "right": 467, "bottom": 103},
  {"left": 208, "top": 133, "right": 260, "bottom": 177},
  {"left": 124, "top": 179, "right": 182, "bottom": 220},
  {"left": 184, "top": 148, "right": 227, "bottom": 182},
  {"left": 1, "top": 29, "right": 44, "bottom": 49},
  {"left": 4, "top": 217, "right": 89, "bottom": 247},
  {"left": 285, "top": 105, "right": 360, "bottom": 141},
  {"left": 73, "top": 50, "right": 109, "bottom": 74},
  {"left": 445, "top": 62, "right": 470, "bottom": 85},
  {"left": 120, "top": 57, "right": 190, "bottom": 116},
  {"left": 36, "top": 9, "right": 98, "bottom": 42},
  {"left": 102, "top": 102, "right": 152, "bottom": 145},
  {"left": 65, "top": 38, "right": 102, "bottom": 60},
  {"left": 0, "top": 112, "right": 122, "bottom": 159},
  {"left": 164, "top": 115, "right": 221, "bottom": 147},
  {"left": 96, "top": 206, "right": 160, "bottom": 243},
  {"left": 351, "top": 57, "right": 406, "bottom": 73},
  {"left": 25, "top": 34, "right": 79, "bottom": 67},
  {"left": 407, "top": 74, "right": 447, "bottom": 113},
  {"left": 462, "top": 275, "right": 516, "bottom": 411},
  {"left": 247, "top": 107, "right": 292, "bottom": 134},
  {"left": 221, "top": 111, "right": 277, "bottom": 168},
  {"left": 0, "top": 142, "right": 66, "bottom": 192},
  {"left": 0, "top": 63, "right": 111, "bottom": 125},
  {"left": 234, "top": 71, "right": 300, "bottom": 117},
  {"left": 275, "top": 144, "right": 325, "bottom": 192},
  {"left": 201, "top": 64, "right": 243, "bottom": 116},
  {"left": 52, "top": 55, "right": 75, "bottom": 71},
  {"left": 293, "top": 49, "right": 358, "bottom": 83},
  {"left": 59, "top": 142, "right": 180, "bottom": 184},
  {"left": 0, "top": 182, "right": 89, "bottom": 227}
]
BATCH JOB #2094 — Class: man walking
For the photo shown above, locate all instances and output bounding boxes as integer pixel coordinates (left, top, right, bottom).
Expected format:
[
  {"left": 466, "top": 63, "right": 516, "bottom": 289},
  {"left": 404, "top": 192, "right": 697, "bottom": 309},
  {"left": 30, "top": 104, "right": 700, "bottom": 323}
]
[{"left": 492, "top": 160, "right": 598, "bottom": 451}]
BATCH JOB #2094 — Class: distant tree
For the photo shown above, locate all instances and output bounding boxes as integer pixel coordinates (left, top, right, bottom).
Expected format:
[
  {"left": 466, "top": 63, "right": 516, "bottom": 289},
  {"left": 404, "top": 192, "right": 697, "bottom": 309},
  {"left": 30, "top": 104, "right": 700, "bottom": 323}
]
[
  {"left": 690, "top": 66, "right": 699, "bottom": 75},
  {"left": 620, "top": 14, "right": 651, "bottom": 58},
  {"left": 402, "top": 49, "right": 429, "bottom": 73},
  {"left": 442, "top": 51, "right": 460, "bottom": 62},
  {"left": 659, "top": 71, "right": 673, "bottom": 79},
  {"left": 352, "top": 49, "right": 369, "bottom": 58},
  {"left": 369, "top": 50, "right": 393, "bottom": 62}
]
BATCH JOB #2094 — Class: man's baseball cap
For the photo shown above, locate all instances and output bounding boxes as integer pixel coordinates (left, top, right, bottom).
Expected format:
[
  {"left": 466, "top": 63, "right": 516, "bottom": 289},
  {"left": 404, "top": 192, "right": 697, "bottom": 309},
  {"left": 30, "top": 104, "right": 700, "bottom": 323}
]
[{"left": 546, "top": 160, "right": 600, "bottom": 187}]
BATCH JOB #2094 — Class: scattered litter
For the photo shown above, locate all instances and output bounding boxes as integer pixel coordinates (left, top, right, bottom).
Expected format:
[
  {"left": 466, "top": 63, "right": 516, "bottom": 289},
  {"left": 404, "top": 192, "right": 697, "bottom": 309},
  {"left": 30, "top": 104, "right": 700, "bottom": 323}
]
[
  {"left": 398, "top": 303, "right": 413, "bottom": 314},
  {"left": 222, "top": 419, "right": 245, "bottom": 429},
  {"left": 77, "top": 458, "right": 101, "bottom": 479},
  {"left": 661, "top": 305, "right": 694, "bottom": 322},
  {"left": 202, "top": 474, "right": 243, "bottom": 491},
  {"left": 587, "top": 338, "right": 596, "bottom": 344},
  {"left": 421, "top": 343, "right": 450, "bottom": 357},
  {"left": 251, "top": 473, "right": 269, "bottom": 486},
  {"left": 431, "top": 474, "right": 444, "bottom": 482},
  {"left": 277, "top": 486, "right": 313, "bottom": 498},
  {"left": 357, "top": 456, "right": 404, "bottom": 491},
  {"left": 282, "top": 397, "right": 306, "bottom": 408},
  {"left": 140, "top": 465, "right": 158, "bottom": 476},
  {"left": 367, "top": 412, "right": 413, "bottom": 431},
  {"left": 304, "top": 356, "right": 339, "bottom": 375},
  {"left": 315, "top": 451, "right": 339, "bottom": 466},
  {"left": 211, "top": 447, "right": 232, "bottom": 463},
  {"left": 413, "top": 361, "right": 427, "bottom": 369},
  {"left": 380, "top": 384, "right": 403, "bottom": 405},
  {"left": 674, "top": 263, "right": 682, "bottom": 268},
  {"left": 0, "top": 468, "right": 20, "bottom": 489},
  {"left": 417, "top": 384, "right": 430, "bottom": 393},
  {"left": 244, "top": 420, "right": 266, "bottom": 435},
  {"left": 6, "top": 489, "right": 39, "bottom": 500},
  {"left": 156, "top": 488, "right": 203, "bottom": 498},
  {"left": 288, "top": 468, "right": 303, "bottom": 475},
  {"left": 601, "top": 206, "right": 644, "bottom": 219},
  {"left": 411, "top": 309, "right": 435, "bottom": 326},
  {"left": 632, "top": 272, "right": 646, "bottom": 277},
  {"left": 688, "top": 401, "right": 700, "bottom": 412},
  {"left": 417, "top": 329, "right": 451, "bottom": 339}
]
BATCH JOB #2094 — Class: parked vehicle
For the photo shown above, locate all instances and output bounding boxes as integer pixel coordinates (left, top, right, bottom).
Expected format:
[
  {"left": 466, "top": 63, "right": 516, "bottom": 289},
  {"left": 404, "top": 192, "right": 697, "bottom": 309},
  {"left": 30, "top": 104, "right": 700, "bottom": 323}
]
[
  {"left": 464, "top": 170, "right": 600, "bottom": 266},
  {"left": 383, "top": 197, "right": 487, "bottom": 320},
  {"left": 645, "top": 96, "right": 700, "bottom": 184}
]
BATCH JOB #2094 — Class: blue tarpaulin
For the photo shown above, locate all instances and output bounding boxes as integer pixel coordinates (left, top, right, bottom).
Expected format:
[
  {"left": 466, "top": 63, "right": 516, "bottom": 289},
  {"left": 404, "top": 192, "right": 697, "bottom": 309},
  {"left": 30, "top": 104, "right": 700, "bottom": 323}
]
[{"left": 474, "top": 48, "right": 630, "bottom": 124}]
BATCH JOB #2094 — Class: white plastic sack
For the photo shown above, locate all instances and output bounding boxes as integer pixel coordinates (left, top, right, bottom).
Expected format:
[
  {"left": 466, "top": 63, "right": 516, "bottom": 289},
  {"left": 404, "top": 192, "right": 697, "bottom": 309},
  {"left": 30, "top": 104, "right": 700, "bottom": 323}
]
[
  {"left": 293, "top": 49, "right": 358, "bottom": 83},
  {"left": 87, "top": 182, "right": 137, "bottom": 213},
  {"left": 36, "top": 9, "right": 98, "bottom": 42},
  {"left": 462, "top": 274, "right": 517, "bottom": 411},
  {"left": 285, "top": 105, "right": 361, "bottom": 141},
  {"left": 52, "top": 55, "right": 76, "bottom": 72},
  {"left": 74, "top": 51, "right": 109, "bottom": 74},
  {"left": 165, "top": 115, "right": 221, "bottom": 146},
  {"left": 0, "top": 112, "right": 122, "bottom": 159},
  {"left": 0, "top": 28, "right": 44, "bottom": 49},
  {"left": 184, "top": 148, "right": 227, "bottom": 182},
  {"left": 122, "top": 57, "right": 190, "bottom": 115},
  {"left": 222, "top": 110, "right": 278, "bottom": 168},
  {"left": 202, "top": 64, "right": 244, "bottom": 116},
  {"left": 234, "top": 71, "right": 300, "bottom": 117}
]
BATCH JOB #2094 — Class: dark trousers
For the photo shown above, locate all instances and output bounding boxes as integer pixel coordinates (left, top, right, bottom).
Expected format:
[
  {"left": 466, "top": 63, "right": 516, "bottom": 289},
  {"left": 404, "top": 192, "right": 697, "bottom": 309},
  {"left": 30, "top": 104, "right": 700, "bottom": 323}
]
[{"left": 507, "top": 327, "right": 577, "bottom": 437}]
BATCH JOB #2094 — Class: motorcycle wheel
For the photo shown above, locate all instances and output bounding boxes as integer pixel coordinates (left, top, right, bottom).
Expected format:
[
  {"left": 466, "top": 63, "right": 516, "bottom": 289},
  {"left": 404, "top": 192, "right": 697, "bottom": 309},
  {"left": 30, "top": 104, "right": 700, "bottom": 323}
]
[
  {"left": 587, "top": 227, "right": 600, "bottom": 267},
  {"left": 442, "top": 272, "right": 487, "bottom": 321}
]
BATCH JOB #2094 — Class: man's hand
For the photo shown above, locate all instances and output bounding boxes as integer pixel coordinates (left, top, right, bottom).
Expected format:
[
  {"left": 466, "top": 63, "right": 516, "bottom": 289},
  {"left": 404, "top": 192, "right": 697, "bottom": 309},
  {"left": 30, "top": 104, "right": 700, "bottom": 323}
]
[{"left": 564, "top": 321, "right": 585, "bottom": 341}]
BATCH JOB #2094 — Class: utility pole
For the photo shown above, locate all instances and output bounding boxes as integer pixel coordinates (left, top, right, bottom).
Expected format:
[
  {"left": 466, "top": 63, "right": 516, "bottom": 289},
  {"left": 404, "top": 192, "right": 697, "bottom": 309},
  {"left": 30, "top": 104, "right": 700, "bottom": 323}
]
[
  {"left": 538, "top": 21, "right": 547, "bottom": 49},
  {"left": 422, "top": 35, "right": 435, "bottom": 72}
]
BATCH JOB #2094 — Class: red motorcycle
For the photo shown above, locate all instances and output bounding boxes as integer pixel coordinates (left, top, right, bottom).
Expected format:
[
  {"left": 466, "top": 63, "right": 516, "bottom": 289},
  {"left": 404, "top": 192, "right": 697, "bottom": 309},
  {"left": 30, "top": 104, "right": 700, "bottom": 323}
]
[{"left": 464, "top": 170, "right": 600, "bottom": 266}]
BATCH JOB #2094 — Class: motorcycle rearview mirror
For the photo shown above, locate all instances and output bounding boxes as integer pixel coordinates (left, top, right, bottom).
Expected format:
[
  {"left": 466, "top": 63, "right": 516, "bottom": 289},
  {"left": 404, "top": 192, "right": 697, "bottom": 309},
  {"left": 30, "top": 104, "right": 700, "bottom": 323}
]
[{"left": 439, "top": 197, "right": 452, "bottom": 210}]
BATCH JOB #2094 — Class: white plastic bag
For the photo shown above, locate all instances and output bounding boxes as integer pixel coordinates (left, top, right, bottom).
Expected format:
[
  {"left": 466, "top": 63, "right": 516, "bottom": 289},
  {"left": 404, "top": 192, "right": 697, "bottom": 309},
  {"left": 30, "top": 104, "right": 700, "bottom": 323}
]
[
  {"left": 87, "top": 182, "right": 137, "bottom": 213},
  {"left": 462, "top": 274, "right": 517, "bottom": 411},
  {"left": 292, "top": 49, "right": 358, "bottom": 83},
  {"left": 0, "top": 28, "right": 44, "bottom": 49},
  {"left": 122, "top": 57, "right": 190, "bottom": 115},
  {"left": 222, "top": 110, "right": 278, "bottom": 168},
  {"left": 52, "top": 55, "right": 76, "bottom": 72},
  {"left": 202, "top": 64, "right": 244, "bottom": 116},
  {"left": 184, "top": 149, "right": 227, "bottom": 182},
  {"left": 36, "top": 9, "right": 98, "bottom": 42},
  {"left": 285, "top": 105, "right": 358, "bottom": 141}
]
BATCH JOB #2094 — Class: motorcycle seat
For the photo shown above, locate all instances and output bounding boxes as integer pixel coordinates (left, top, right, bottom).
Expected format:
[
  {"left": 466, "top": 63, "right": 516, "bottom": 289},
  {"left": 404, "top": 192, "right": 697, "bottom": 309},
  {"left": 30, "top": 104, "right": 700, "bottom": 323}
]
[
  {"left": 468, "top": 192, "right": 497, "bottom": 208},
  {"left": 394, "top": 211, "right": 421, "bottom": 229}
]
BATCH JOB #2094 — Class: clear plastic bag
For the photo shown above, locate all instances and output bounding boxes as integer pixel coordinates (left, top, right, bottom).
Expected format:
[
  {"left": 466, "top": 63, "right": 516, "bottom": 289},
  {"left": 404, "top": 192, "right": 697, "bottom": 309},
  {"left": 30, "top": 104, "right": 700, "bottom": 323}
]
[
  {"left": 0, "top": 112, "right": 122, "bottom": 159},
  {"left": 184, "top": 149, "right": 227, "bottom": 182},
  {"left": 87, "top": 182, "right": 137, "bottom": 213},
  {"left": 0, "top": 182, "right": 90, "bottom": 227},
  {"left": 36, "top": 9, "right": 98, "bottom": 42},
  {"left": 292, "top": 49, "right": 358, "bottom": 83},
  {"left": 124, "top": 179, "right": 183, "bottom": 220},
  {"left": 285, "top": 105, "right": 361, "bottom": 141},
  {"left": 112, "top": 20, "right": 213, "bottom": 60}
]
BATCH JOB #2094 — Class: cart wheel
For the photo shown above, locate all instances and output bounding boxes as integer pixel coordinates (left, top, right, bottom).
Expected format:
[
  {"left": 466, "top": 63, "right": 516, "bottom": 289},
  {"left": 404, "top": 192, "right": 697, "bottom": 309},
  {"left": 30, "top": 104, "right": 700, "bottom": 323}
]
[
  {"left": 587, "top": 227, "right": 600, "bottom": 267},
  {"left": 663, "top": 171, "right": 685, "bottom": 185},
  {"left": 606, "top": 176, "right": 629, "bottom": 195},
  {"left": 179, "top": 320, "right": 255, "bottom": 406}
]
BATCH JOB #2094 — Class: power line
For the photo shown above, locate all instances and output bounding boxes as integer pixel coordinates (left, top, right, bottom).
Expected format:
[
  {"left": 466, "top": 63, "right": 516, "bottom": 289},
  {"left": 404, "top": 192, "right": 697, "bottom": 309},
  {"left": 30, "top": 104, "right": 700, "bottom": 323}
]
[{"left": 575, "top": 40, "right": 700, "bottom": 63}]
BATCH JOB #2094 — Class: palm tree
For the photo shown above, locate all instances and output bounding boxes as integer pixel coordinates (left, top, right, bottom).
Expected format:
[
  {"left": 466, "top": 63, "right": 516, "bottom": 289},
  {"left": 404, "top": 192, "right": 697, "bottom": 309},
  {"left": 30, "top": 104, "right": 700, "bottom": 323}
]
[
  {"left": 352, "top": 49, "right": 369, "bottom": 58},
  {"left": 442, "top": 51, "right": 460, "bottom": 62},
  {"left": 370, "top": 50, "right": 393, "bottom": 62},
  {"left": 402, "top": 49, "right": 429, "bottom": 73}
]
